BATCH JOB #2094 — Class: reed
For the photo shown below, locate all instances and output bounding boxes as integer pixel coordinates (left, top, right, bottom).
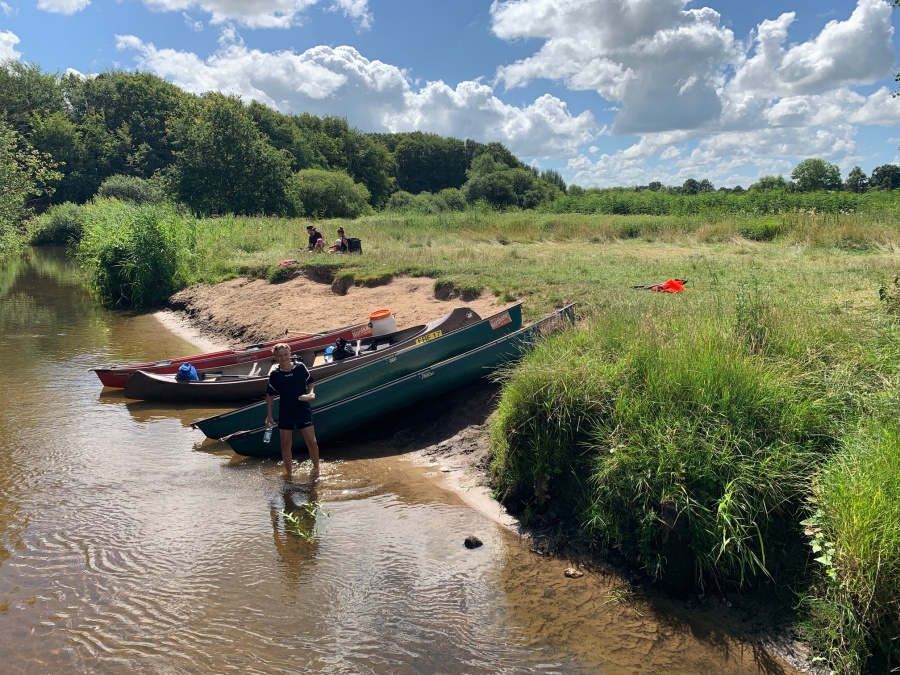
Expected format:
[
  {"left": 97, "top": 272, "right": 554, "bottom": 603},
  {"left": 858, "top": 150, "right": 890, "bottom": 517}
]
[{"left": 75, "top": 198, "right": 197, "bottom": 308}]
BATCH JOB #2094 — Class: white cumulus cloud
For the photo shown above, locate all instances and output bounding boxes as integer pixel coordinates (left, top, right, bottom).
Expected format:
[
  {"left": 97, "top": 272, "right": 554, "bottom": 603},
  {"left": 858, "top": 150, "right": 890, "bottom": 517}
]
[
  {"left": 730, "top": 0, "right": 894, "bottom": 98},
  {"left": 493, "top": 0, "right": 736, "bottom": 134},
  {"left": 116, "top": 34, "right": 595, "bottom": 158},
  {"left": 36, "top": 0, "right": 91, "bottom": 14},
  {"left": 0, "top": 29, "right": 20, "bottom": 60},
  {"left": 141, "top": 0, "right": 371, "bottom": 29},
  {"left": 849, "top": 87, "right": 900, "bottom": 126},
  {"left": 489, "top": 0, "right": 898, "bottom": 186},
  {"left": 492, "top": 0, "right": 896, "bottom": 139}
]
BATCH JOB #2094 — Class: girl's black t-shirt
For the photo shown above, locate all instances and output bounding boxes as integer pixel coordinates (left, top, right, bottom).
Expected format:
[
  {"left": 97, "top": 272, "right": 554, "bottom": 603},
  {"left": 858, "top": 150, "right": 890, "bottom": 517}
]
[{"left": 267, "top": 363, "right": 314, "bottom": 419}]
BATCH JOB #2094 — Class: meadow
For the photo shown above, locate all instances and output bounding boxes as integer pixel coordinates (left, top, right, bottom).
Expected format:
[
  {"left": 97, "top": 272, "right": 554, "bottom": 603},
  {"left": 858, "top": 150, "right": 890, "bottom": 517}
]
[{"left": 29, "top": 199, "right": 900, "bottom": 673}]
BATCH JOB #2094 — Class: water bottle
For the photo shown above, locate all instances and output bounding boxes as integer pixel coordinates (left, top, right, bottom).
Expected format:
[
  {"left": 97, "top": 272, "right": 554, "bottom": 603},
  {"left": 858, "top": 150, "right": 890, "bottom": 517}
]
[{"left": 263, "top": 427, "right": 273, "bottom": 443}]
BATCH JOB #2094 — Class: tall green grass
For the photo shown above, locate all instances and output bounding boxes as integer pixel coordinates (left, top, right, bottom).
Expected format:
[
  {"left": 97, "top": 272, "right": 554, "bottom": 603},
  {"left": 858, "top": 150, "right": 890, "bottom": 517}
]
[
  {"left": 75, "top": 199, "right": 196, "bottom": 308},
  {"left": 801, "top": 419, "right": 900, "bottom": 674},
  {"left": 490, "top": 309, "right": 839, "bottom": 590}
]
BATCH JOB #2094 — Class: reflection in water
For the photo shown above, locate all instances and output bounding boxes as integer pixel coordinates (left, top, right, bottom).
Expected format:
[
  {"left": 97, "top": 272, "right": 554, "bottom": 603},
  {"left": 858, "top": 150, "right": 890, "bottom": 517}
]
[
  {"left": 0, "top": 256, "right": 26, "bottom": 298},
  {"left": 271, "top": 479, "right": 323, "bottom": 588},
  {"left": 0, "top": 248, "right": 797, "bottom": 674}
]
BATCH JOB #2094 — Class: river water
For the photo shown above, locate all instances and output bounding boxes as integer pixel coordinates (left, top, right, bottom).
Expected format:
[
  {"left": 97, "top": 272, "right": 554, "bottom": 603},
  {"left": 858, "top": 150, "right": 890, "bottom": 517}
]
[{"left": 0, "top": 248, "right": 796, "bottom": 674}]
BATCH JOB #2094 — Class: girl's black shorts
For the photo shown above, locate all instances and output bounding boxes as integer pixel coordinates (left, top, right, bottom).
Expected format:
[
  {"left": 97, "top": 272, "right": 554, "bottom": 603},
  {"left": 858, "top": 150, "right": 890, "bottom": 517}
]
[{"left": 278, "top": 409, "right": 313, "bottom": 430}]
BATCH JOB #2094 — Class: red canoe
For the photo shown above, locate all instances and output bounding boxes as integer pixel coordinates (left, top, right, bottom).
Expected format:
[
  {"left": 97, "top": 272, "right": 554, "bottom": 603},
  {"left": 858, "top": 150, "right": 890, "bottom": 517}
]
[{"left": 91, "top": 322, "right": 373, "bottom": 388}]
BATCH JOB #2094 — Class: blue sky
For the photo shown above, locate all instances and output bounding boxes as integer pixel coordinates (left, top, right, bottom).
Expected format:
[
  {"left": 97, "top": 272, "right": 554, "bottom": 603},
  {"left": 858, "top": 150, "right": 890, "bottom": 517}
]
[{"left": 2, "top": 0, "right": 899, "bottom": 189}]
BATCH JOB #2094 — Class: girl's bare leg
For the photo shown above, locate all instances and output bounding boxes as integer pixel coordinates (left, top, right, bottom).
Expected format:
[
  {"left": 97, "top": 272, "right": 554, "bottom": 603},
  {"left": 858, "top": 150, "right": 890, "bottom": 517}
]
[
  {"left": 279, "top": 429, "right": 293, "bottom": 477},
  {"left": 300, "top": 426, "right": 320, "bottom": 473}
]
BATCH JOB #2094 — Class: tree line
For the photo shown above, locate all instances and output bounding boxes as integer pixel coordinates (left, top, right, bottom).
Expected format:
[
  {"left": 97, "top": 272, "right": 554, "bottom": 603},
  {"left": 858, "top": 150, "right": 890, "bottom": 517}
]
[
  {"left": 2, "top": 60, "right": 899, "bottom": 253},
  {"left": 603, "top": 158, "right": 900, "bottom": 196},
  {"left": 0, "top": 62, "right": 564, "bottom": 223}
]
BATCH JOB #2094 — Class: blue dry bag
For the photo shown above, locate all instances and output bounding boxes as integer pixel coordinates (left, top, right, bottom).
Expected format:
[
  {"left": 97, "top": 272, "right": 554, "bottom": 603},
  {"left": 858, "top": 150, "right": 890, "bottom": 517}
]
[{"left": 176, "top": 363, "right": 199, "bottom": 381}]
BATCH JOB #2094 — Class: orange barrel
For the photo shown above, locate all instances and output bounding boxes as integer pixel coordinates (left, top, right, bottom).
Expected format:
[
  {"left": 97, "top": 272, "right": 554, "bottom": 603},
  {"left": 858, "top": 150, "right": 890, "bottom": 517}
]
[{"left": 369, "top": 309, "right": 397, "bottom": 336}]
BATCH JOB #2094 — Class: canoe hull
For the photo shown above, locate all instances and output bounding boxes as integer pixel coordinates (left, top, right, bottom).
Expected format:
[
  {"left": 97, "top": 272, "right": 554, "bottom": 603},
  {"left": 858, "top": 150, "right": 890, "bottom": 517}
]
[
  {"left": 123, "top": 307, "right": 483, "bottom": 402},
  {"left": 192, "top": 303, "right": 524, "bottom": 439},
  {"left": 93, "top": 322, "right": 372, "bottom": 388},
  {"left": 224, "top": 304, "right": 575, "bottom": 457}
]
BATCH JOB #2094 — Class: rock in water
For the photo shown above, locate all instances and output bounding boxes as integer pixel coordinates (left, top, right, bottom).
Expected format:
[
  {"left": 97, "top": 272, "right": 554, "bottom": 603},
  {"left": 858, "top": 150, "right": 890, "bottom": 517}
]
[{"left": 464, "top": 536, "right": 483, "bottom": 549}]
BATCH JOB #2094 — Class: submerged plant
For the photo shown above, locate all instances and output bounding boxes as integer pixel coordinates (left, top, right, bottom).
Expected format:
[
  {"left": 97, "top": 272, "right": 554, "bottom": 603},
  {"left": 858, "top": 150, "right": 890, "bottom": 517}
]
[{"left": 279, "top": 501, "right": 327, "bottom": 541}]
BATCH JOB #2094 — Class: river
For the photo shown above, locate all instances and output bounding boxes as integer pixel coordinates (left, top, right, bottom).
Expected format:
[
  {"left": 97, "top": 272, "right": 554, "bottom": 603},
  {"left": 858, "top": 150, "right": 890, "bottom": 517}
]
[{"left": 0, "top": 248, "right": 797, "bottom": 674}]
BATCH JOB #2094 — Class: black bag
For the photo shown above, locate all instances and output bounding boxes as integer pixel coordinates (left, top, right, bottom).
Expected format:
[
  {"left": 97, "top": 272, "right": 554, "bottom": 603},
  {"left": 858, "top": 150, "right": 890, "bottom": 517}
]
[
  {"left": 347, "top": 238, "right": 362, "bottom": 254},
  {"left": 333, "top": 337, "right": 353, "bottom": 360}
]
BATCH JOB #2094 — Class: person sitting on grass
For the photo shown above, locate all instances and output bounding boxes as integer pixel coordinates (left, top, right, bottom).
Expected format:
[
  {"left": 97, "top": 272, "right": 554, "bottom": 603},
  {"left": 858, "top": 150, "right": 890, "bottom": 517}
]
[
  {"left": 329, "top": 227, "right": 350, "bottom": 253},
  {"left": 304, "top": 225, "right": 326, "bottom": 253}
]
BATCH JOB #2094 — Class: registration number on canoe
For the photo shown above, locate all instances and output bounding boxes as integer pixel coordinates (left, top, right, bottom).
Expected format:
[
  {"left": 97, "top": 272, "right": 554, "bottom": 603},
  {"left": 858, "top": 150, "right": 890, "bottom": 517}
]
[
  {"left": 237, "top": 352, "right": 269, "bottom": 363},
  {"left": 537, "top": 313, "right": 565, "bottom": 335},
  {"left": 489, "top": 311, "right": 511, "bottom": 330},
  {"left": 415, "top": 330, "right": 443, "bottom": 345}
]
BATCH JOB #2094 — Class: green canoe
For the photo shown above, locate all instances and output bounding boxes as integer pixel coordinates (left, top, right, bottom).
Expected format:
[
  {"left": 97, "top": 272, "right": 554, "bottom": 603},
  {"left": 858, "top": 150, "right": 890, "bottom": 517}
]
[
  {"left": 223, "top": 303, "right": 575, "bottom": 458},
  {"left": 192, "top": 303, "right": 524, "bottom": 440}
]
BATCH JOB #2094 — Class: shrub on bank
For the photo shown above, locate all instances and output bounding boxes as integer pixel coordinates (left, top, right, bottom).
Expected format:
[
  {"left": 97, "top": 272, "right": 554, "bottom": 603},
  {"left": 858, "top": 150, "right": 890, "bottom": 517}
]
[
  {"left": 489, "top": 315, "right": 837, "bottom": 591},
  {"left": 96, "top": 174, "right": 167, "bottom": 205},
  {"left": 801, "top": 420, "right": 900, "bottom": 674},
  {"left": 75, "top": 199, "right": 196, "bottom": 308},
  {"left": 27, "top": 202, "right": 86, "bottom": 246}
]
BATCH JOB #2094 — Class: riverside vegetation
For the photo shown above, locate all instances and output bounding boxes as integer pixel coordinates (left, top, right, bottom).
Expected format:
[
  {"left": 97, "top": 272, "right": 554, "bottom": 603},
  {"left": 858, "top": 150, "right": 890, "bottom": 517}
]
[{"left": 27, "top": 195, "right": 900, "bottom": 674}]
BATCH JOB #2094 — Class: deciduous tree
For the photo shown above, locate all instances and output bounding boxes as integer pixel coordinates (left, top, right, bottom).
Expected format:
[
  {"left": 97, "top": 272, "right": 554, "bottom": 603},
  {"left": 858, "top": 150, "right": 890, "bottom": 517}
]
[
  {"left": 167, "top": 94, "right": 293, "bottom": 216},
  {"left": 749, "top": 175, "right": 790, "bottom": 191},
  {"left": 287, "top": 169, "right": 371, "bottom": 219},
  {"left": 869, "top": 164, "right": 900, "bottom": 190},
  {"left": 0, "top": 121, "right": 60, "bottom": 253},
  {"left": 845, "top": 166, "right": 868, "bottom": 193},
  {"left": 682, "top": 178, "right": 700, "bottom": 195},
  {"left": 393, "top": 132, "right": 468, "bottom": 195},
  {"left": 790, "top": 158, "right": 842, "bottom": 192}
]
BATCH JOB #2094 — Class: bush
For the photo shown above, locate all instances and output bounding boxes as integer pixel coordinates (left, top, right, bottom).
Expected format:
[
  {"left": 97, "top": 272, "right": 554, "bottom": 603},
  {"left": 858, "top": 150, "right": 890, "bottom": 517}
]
[
  {"left": 27, "top": 202, "right": 86, "bottom": 246},
  {"left": 490, "top": 317, "right": 836, "bottom": 591},
  {"left": 437, "top": 187, "right": 467, "bottom": 211},
  {"left": 738, "top": 218, "right": 783, "bottom": 242},
  {"left": 96, "top": 174, "right": 166, "bottom": 204},
  {"left": 287, "top": 169, "right": 371, "bottom": 219},
  {"left": 386, "top": 189, "right": 468, "bottom": 214},
  {"left": 75, "top": 199, "right": 196, "bottom": 308}
]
